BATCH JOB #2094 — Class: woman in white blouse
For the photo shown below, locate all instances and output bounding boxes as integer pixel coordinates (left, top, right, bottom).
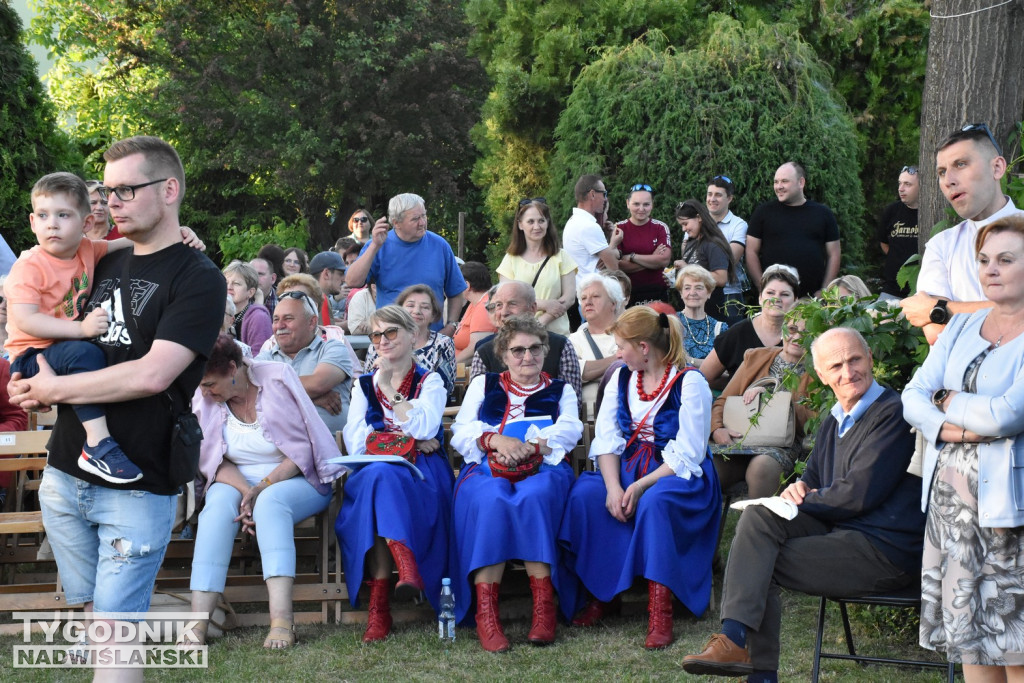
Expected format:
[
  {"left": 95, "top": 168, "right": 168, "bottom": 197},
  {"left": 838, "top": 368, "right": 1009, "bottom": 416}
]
[
  {"left": 335, "top": 306, "right": 452, "bottom": 643},
  {"left": 450, "top": 315, "right": 583, "bottom": 652},
  {"left": 558, "top": 306, "right": 721, "bottom": 650}
]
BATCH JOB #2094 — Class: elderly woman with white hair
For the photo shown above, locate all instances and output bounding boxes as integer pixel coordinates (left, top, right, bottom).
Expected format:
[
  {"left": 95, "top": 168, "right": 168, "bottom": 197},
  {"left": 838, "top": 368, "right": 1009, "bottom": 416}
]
[
  {"left": 569, "top": 273, "right": 625, "bottom": 412},
  {"left": 344, "top": 192, "right": 467, "bottom": 334}
]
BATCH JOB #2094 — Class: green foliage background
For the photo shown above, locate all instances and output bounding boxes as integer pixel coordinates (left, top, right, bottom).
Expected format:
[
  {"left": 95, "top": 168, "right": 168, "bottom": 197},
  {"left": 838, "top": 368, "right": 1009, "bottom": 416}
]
[
  {"left": 545, "top": 21, "right": 867, "bottom": 273},
  {"left": 0, "top": 1, "right": 81, "bottom": 254}
]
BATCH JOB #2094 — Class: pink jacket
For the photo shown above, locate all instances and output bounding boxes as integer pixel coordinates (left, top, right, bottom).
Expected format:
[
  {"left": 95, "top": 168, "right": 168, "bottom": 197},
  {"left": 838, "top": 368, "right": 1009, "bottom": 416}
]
[{"left": 193, "top": 359, "right": 347, "bottom": 499}]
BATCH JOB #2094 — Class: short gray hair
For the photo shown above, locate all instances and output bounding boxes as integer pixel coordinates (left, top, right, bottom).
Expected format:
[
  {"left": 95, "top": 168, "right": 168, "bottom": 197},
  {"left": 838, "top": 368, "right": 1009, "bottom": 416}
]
[
  {"left": 810, "top": 327, "right": 870, "bottom": 365},
  {"left": 388, "top": 193, "right": 426, "bottom": 224},
  {"left": 495, "top": 280, "right": 537, "bottom": 307},
  {"left": 577, "top": 273, "right": 625, "bottom": 315}
]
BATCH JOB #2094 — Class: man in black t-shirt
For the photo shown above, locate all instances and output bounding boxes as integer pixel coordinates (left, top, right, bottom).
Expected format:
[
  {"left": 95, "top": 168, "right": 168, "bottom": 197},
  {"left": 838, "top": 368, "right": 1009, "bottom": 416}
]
[
  {"left": 9, "top": 137, "right": 223, "bottom": 671},
  {"left": 877, "top": 166, "right": 920, "bottom": 299},
  {"left": 745, "top": 161, "right": 841, "bottom": 298}
]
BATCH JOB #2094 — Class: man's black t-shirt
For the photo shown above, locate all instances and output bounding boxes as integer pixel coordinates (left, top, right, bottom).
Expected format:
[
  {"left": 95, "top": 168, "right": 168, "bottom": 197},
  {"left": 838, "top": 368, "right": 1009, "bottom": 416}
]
[
  {"left": 49, "top": 243, "right": 225, "bottom": 495},
  {"left": 876, "top": 201, "right": 919, "bottom": 297},
  {"left": 747, "top": 200, "right": 840, "bottom": 297}
]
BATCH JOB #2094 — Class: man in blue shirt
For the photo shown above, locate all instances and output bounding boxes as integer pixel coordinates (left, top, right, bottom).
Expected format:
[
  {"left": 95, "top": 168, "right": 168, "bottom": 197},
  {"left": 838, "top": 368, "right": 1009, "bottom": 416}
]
[
  {"left": 682, "top": 327, "right": 925, "bottom": 683},
  {"left": 345, "top": 193, "right": 466, "bottom": 334}
]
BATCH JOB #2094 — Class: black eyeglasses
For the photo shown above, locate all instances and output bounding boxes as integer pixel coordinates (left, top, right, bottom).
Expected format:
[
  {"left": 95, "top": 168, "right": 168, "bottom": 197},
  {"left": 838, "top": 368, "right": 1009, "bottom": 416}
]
[
  {"left": 629, "top": 183, "right": 653, "bottom": 193},
  {"left": 518, "top": 197, "right": 547, "bottom": 207},
  {"left": 352, "top": 216, "right": 369, "bottom": 223},
  {"left": 961, "top": 122, "right": 1002, "bottom": 155},
  {"left": 96, "top": 178, "right": 168, "bottom": 202},
  {"left": 369, "top": 327, "right": 401, "bottom": 344},
  {"left": 279, "top": 291, "right": 318, "bottom": 316},
  {"left": 712, "top": 175, "right": 733, "bottom": 185},
  {"left": 508, "top": 343, "right": 546, "bottom": 360},
  {"left": 900, "top": 166, "right": 918, "bottom": 175}
]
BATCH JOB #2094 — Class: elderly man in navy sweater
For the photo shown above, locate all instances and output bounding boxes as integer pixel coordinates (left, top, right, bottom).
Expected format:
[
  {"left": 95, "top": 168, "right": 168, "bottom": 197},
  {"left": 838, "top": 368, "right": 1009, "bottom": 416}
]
[{"left": 682, "top": 327, "right": 926, "bottom": 683}]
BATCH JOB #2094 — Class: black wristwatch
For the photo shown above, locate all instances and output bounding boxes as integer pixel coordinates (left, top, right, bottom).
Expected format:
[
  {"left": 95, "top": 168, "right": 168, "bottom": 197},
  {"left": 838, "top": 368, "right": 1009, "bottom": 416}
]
[
  {"left": 929, "top": 299, "right": 950, "bottom": 325},
  {"left": 932, "top": 388, "right": 950, "bottom": 408}
]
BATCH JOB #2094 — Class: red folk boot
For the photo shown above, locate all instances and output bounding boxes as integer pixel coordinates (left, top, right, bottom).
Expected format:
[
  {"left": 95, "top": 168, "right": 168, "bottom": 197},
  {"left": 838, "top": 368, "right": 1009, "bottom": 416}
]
[
  {"left": 386, "top": 539, "right": 424, "bottom": 601},
  {"left": 474, "top": 582, "right": 510, "bottom": 652},
  {"left": 645, "top": 580, "right": 674, "bottom": 650},
  {"left": 527, "top": 576, "right": 556, "bottom": 645},
  {"left": 571, "top": 594, "right": 622, "bottom": 627},
  {"left": 362, "top": 578, "right": 392, "bottom": 643}
]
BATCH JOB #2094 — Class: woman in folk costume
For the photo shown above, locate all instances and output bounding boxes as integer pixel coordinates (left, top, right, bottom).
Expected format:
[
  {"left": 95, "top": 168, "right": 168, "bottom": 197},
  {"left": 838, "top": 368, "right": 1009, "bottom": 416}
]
[
  {"left": 558, "top": 306, "right": 721, "bottom": 649},
  {"left": 335, "top": 305, "right": 452, "bottom": 643},
  {"left": 450, "top": 314, "right": 583, "bottom": 651}
]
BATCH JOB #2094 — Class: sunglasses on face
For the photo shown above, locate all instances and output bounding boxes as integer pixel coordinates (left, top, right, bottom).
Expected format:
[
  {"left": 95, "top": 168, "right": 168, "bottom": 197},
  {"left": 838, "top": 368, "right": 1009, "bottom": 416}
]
[
  {"left": 961, "top": 122, "right": 1002, "bottom": 156},
  {"left": 352, "top": 216, "right": 369, "bottom": 223},
  {"left": 518, "top": 197, "right": 547, "bottom": 207},
  {"left": 900, "top": 165, "right": 918, "bottom": 175},
  {"left": 369, "top": 327, "right": 401, "bottom": 344},
  {"left": 629, "top": 183, "right": 653, "bottom": 193},
  {"left": 508, "top": 343, "right": 545, "bottom": 360}
]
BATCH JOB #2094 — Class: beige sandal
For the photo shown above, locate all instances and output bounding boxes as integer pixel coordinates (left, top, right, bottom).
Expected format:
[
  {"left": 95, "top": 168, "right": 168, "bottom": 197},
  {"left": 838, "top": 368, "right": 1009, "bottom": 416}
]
[
  {"left": 263, "top": 619, "right": 295, "bottom": 649},
  {"left": 176, "top": 621, "right": 208, "bottom": 650}
]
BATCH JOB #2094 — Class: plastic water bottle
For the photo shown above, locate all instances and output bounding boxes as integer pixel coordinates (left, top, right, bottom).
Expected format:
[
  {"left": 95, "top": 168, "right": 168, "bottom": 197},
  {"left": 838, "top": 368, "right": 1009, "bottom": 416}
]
[{"left": 438, "top": 578, "right": 456, "bottom": 642}]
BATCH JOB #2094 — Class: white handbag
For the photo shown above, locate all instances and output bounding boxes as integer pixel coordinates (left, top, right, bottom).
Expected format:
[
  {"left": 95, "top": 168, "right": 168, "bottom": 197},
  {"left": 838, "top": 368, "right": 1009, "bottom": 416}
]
[{"left": 723, "top": 377, "right": 796, "bottom": 448}]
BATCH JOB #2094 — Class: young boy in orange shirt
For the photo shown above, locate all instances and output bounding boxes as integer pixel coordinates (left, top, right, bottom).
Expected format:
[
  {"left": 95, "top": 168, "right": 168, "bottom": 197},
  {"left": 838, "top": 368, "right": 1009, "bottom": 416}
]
[{"left": 4, "top": 172, "right": 201, "bottom": 483}]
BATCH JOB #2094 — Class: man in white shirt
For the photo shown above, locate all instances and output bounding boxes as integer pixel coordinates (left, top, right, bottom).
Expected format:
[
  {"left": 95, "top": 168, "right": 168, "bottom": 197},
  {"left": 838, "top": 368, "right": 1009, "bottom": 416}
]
[
  {"left": 900, "top": 123, "right": 1021, "bottom": 343},
  {"left": 562, "top": 174, "right": 624, "bottom": 294},
  {"left": 706, "top": 175, "right": 749, "bottom": 323}
]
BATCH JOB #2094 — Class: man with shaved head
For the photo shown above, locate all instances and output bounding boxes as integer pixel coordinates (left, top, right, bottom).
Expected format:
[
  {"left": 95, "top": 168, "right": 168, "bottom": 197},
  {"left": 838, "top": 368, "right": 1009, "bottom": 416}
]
[
  {"left": 745, "top": 161, "right": 841, "bottom": 298},
  {"left": 469, "top": 280, "right": 582, "bottom": 398}
]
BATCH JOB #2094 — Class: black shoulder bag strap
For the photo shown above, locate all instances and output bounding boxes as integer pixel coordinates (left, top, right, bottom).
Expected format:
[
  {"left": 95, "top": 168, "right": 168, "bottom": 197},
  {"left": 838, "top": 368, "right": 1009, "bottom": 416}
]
[
  {"left": 582, "top": 328, "right": 604, "bottom": 360},
  {"left": 531, "top": 254, "right": 554, "bottom": 288}
]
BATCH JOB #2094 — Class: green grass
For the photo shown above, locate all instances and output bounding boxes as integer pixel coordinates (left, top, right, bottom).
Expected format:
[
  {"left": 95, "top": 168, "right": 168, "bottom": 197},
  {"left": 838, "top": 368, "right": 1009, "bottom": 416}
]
[{"left": 0, "top": 512, "right": 955, "bottom": 682}]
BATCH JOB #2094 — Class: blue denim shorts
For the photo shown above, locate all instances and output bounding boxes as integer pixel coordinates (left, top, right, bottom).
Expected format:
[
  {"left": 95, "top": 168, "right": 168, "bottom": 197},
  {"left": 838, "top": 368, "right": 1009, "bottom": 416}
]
[{"left": 38, "top": 466, "right": 176, "bottom": 614}]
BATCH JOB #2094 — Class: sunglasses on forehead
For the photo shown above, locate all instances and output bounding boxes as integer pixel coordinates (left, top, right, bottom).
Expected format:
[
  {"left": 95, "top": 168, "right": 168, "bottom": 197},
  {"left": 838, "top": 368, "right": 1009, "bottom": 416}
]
[
  {"left": 900, "top": 166, "right": 918, "bottom": 175},
  {"left": 518, "top": 197, "right": 547, "bottom": 207},
  {"left": 629, "top": 183, "right": 653, "bottom": 193},
  {"left": 961, "top": 122, "right": 1002, "bottom": 156},
  {"left": 279, "top": 290, "right": 318, "bottom": 315}
]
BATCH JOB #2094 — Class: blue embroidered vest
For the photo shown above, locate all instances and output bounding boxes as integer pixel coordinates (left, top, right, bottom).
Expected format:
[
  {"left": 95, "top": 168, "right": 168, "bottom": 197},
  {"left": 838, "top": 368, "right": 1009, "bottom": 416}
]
[
  {"left": 358, "top": 366, "right": 444, "bottom": 442},
  {"left": 478, "top": 373, "right": 565, "bottom": 429}
]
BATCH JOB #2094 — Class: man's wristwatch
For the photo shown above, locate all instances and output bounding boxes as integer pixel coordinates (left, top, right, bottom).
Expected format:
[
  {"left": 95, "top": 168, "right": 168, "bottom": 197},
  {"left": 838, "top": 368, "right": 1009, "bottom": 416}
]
[
  {"left": 932, "top": 388, "right": 950, "bottom": 408},
  {"left": 929, "top": 299, "right": 951, "bottom": 325},
  {"left": 629, "top": 253, "right": 637, "bottom": 264}
]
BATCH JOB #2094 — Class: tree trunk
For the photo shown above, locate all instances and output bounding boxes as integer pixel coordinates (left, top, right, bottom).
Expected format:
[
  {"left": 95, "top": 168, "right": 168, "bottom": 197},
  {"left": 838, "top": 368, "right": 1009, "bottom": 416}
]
[{"left": 917, "top": 0, "right": 1024, "bottom": 248}]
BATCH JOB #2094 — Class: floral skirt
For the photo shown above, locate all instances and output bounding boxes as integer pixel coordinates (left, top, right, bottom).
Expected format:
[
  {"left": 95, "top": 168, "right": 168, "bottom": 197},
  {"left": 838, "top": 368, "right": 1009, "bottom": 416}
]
[{"left": 920, "top": 441, "right": 1024, "bottom": 665}]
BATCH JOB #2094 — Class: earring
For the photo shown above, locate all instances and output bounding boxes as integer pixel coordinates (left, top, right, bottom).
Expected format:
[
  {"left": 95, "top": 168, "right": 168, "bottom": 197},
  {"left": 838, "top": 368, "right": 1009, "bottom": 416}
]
[{"left": 231, "top": 376, "right": 236, "bottom": 385}]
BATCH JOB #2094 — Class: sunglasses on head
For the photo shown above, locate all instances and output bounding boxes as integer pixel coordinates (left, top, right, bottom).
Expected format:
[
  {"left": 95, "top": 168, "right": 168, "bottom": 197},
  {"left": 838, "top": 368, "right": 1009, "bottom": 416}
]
[
  {"left": 901, "top": 165, "right": 918, "bottom": 175},
  {"left": 961, "top": 122, "right": 1002, "bottom": 156},
  {"left": 279, "top": 291, "right": 318, "bottom": 315},
  {"left": 369, "top": 327, "right": 401, "bottom": 344},
  {"left": 712, "top": 175, "right": 733, "bottom": 184},
  {"left": 629, "top": 183, "right": 653, "bottom": 193},
  {"left": 518, "top": 197, "right": 547, "bottom": 207}
]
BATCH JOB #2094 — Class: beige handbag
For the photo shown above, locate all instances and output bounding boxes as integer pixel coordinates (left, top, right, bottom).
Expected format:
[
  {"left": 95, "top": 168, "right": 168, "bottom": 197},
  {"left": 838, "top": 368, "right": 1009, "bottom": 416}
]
[{"left": 723, "top": 377, "right": 796, "bottom": 448}]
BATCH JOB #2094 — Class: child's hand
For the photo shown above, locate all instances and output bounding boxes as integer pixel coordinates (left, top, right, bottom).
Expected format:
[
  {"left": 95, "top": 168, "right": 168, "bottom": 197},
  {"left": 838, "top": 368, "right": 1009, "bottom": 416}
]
[
  {"left": 81, "top": 308, "right": 109, "bottom": 338},
  {"left": 180, "top": 226, "right": 206, "bottom": 251}
]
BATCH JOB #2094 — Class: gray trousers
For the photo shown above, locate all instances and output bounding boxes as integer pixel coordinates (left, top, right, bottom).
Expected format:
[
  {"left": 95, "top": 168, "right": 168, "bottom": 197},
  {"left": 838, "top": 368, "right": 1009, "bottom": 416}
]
[{"left": 720, "top": 505, "right": 911, "bottom": 670}]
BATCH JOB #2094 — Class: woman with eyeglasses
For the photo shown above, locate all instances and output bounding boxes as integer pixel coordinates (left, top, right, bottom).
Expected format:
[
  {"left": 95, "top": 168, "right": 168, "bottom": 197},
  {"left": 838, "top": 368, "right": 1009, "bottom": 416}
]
[
  {"left": 673, "top": 199, "right": 735, "bottom": 319},
  {"left": 184, "top": 333, "right": 346, "bottom": 650},
  {"left": 698, "top": 264, "right": 800, "bottom": 387},
  {"left": 710, "top": 315, "right": 814, "bottom": 498},
  {"left": 559, "top": 307, "right": 720, "bottom": 650},
  {"left": 222, "top": 260, "right": 273, "bottom": 352},
  {"left": 282, "top": 248, "right": 308, "bottom": 276},
  {"left": 615, "top": 183, "right": 673, "bottom": 305},
  {"left": 674, "top": 265, "right": 729, "bottom": 368},
  {"left": 362, "top": 285, "right": 456, "bottom": 397},
  {"left": 497, "top": 198, "right": 577, "bottom": 335},
  {"left": 450, "top": 315, "right": 583, "bottom": 651},
  {"left": 348, "top": 209, "right": 374, "bottom": 244},
  {"left": 335, "top": 305, "right": 452, "bottom": 643}
]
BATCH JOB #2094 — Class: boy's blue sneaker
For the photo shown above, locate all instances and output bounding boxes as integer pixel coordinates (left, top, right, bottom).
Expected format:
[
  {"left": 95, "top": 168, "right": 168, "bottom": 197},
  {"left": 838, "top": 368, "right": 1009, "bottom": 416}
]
[{"left": 79, "top": 437, "right": 143, "bottom": 484}]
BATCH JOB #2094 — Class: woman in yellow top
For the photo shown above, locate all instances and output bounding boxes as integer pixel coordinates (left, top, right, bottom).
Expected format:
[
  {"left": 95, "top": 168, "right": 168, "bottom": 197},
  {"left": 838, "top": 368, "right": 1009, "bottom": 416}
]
[{"left": 497, "top": 198, "right": 577, "bottom": 335}]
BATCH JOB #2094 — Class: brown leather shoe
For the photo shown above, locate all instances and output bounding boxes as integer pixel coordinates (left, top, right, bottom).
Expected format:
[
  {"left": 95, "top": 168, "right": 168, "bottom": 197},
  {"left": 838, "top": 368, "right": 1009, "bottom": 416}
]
[{"left": 681, "top": 633, "right": 753, "bottom": 676}]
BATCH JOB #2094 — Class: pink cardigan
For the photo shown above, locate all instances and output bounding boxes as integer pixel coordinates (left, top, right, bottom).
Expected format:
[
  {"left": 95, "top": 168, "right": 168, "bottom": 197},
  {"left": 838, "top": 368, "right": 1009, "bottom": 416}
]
[{"left": 193, "top": 359, "right": 347, "bottom": 499}]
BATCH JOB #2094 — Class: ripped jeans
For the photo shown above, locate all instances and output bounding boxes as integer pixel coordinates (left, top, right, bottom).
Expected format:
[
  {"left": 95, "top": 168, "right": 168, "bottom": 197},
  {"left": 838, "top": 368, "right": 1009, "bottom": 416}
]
[{"left": 38, "top": 465, "right": 176, "bottom": 614}]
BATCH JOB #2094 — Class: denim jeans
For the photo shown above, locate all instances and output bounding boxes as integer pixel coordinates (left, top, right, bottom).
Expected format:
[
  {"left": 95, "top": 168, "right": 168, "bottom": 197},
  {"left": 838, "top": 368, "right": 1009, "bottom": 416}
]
[
  {"left": 12, "top": 341, "right": 107, "bottom": 422},
  {"left": 38, "top": 466, "right": 176, "bottom": 614},
  {"left": 190, "top": 476, "right": 331, "bottom": 592}
]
